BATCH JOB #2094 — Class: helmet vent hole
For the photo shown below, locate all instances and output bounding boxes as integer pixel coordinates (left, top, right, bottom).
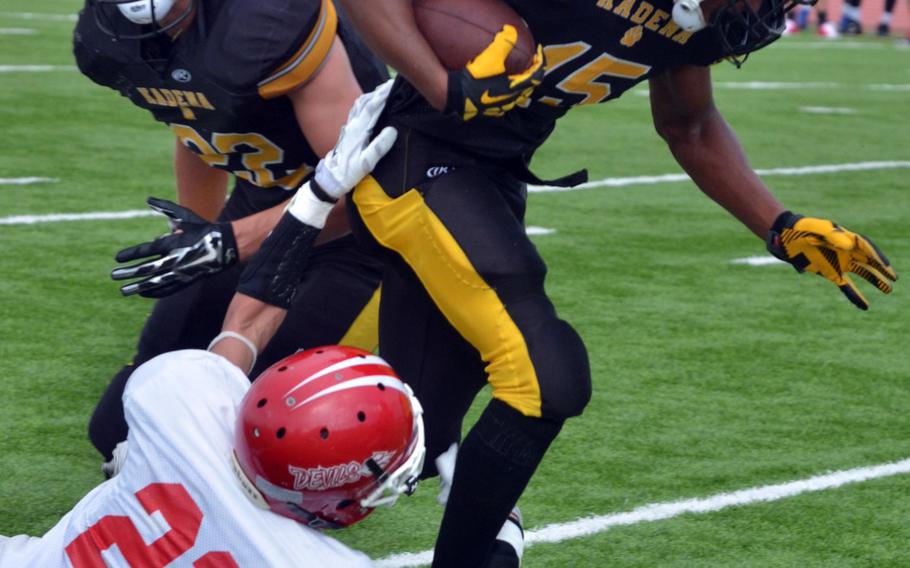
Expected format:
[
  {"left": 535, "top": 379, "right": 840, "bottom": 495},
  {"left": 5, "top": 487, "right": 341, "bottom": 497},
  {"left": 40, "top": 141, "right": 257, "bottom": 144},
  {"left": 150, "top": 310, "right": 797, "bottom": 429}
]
[
  {"left": 316, "top": 349, "right": 324, "bottom": 354},
  {"left": 257, "top": 398, "right": 267, "bottom": 408},
  {"left": 377, "top": 383, "right": 386, "bottom": 391},
  {"left": 357, "top": 411, "right": 366, "bottom": 422},
  {"left": 276, "top": 427, "right": 286, "bottom": 439},
  {"left": 337, "top": 499, "right": 355, "bottom": 510},
  {"left": 320, "top": 428, "right": 329, "bottom": 440},
  {"left": 278, "top": 366, "right": 288, "bottom": 372}
]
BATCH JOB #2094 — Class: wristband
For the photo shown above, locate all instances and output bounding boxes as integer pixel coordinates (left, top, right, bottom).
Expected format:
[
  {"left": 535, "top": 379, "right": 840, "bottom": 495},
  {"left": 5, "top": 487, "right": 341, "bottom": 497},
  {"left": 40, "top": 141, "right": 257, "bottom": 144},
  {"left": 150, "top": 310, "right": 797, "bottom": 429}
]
[
  {"left": 286, "top": 182, "right": 335, "bottom": 227},
  {"left": 208, "top": 331, "right": 258, "bottom": 375}
]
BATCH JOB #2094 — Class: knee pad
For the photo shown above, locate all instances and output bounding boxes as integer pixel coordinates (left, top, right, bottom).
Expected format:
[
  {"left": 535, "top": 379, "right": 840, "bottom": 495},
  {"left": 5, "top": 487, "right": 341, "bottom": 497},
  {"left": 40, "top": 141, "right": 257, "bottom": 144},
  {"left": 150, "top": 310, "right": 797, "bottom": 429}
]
[{"left": 532, "top": 318, "right": 592, "bottom": 420}]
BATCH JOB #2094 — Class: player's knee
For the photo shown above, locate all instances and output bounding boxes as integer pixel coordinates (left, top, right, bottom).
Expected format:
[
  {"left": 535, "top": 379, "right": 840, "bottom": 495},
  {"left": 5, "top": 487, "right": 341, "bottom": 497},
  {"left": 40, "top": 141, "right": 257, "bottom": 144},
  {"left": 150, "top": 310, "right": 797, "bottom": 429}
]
[
  {"left": 536, "top": 318, "right": 592, "bottom": 420},
  {"left": 88, "top": 365, "right": 134, "bottom": 460}
]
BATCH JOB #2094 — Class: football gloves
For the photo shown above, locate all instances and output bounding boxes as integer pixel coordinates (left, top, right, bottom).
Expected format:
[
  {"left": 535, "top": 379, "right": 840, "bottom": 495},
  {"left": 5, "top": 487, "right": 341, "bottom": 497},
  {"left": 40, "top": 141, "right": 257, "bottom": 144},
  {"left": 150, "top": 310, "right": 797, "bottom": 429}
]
[
  {"left": 444, "top": 25, "right": 545, "bottom": 121},
  {"left": 111, "top": 197, "right": 238, "bottom": 298},
  {"left": 766, "top": 211, "right": 897, "bottom": 310}
]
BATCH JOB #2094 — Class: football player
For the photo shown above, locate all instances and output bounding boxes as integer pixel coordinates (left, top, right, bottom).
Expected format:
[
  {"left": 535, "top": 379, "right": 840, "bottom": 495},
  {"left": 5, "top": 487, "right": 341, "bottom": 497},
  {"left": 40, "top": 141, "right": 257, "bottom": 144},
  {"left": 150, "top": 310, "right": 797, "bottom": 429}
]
[
  {"left": 205, "top": 0, "right": 898, "bottom": 565},
  {"left": 0, "top": 346, "right": 425, "bottom": 566},
  {"left": 73, "top": 0, "right": 390, "bottom": 469}
]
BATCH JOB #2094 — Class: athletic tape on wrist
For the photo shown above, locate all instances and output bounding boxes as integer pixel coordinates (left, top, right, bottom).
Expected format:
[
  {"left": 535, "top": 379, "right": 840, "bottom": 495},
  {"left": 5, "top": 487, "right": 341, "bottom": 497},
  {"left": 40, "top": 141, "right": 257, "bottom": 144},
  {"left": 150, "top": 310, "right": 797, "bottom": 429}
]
[
  {"left": 208, "top": 331, "right": 258, "bottom": 375},
  {"left": 286, "top": 182, "right": 335, "bottom": 228}
]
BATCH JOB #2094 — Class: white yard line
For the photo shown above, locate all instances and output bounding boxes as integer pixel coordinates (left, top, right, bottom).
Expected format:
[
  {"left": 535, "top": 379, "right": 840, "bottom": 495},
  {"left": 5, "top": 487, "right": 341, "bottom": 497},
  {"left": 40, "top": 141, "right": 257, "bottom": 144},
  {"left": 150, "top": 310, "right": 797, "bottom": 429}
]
[
  {"left": 774, "top": 40, "right": 886, "bottom": 49},
  {"left": 0, "top": 65, "right": 77, "bottom": 72},
  {"left": 798, "top": 106, "right": 857, "bottom": 115},
  {"left": 0, "top": 210, "right": 154, "bottom": 226},
  {"left": 529, "top": 160, "right": 910, "bottom": 193},
  {"left": 730, "top": 256, "right": 787, "bottom": 266},
  {"left": 377, "top": 457, "right": 910, "bottom": 567},
  {"left": 715, "top": 81, "right": 910, "bottom": 91},
  {"left": 3, "top": 161, "right": 907, "bottom": 225},
  {"left": 0, "top": 12, "right": 77, "bottom": 22},
  {"left": 526, "top": 226, "right": 556, "bottom": 236},
  {"left": 0, "top": 177, "right": 57, "bottom": 185},
  {"left": 0, "top": 27, "right": 36, "bottom": 35}
]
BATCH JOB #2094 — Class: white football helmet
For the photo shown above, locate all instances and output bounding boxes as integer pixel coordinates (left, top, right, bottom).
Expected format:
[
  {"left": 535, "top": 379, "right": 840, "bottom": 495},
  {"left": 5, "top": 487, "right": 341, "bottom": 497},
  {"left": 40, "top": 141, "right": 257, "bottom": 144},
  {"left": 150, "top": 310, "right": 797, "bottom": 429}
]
[
  {"left": 89, "top": 0, "right": 195, "bottom": 40},
  {"left": 116, "top": 0, "right": 176, "bottom": 25},
  {"left": 672, "top": 0, "right": 708, "bottom": 32}
]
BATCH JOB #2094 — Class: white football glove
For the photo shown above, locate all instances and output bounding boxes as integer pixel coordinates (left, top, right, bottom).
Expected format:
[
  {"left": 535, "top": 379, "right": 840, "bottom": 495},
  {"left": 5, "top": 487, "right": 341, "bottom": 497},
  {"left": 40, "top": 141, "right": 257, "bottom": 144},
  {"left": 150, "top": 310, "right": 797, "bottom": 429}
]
[{"left": 316, "top": 78, "right": 397, "bottom": 198}]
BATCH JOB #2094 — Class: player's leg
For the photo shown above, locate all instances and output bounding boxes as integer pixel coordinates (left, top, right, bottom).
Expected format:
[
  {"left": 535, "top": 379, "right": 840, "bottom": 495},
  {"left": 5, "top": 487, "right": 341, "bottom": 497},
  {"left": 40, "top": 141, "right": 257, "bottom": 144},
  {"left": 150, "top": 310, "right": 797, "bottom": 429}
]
[
  {"left": 378, "top": 254, "right": 488, "bottom": 477},
  {"left": 839, "top": 0, "right": 863, "bottom": 34},
  {"left": 351, "top": 148, "right": 591, "bottom": 566},
  {"left": 878, "top": 0, "right": 897, "bottom": 35},
  {"left": 88, "top": 268, "right": 239, "bottom": 461}
]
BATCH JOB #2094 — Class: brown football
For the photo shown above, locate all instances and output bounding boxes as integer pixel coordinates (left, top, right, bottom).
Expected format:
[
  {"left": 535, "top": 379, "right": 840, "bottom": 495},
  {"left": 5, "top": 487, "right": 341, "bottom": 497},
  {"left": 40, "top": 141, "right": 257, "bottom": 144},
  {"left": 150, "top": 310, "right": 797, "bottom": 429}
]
[{"left": 413, "top": 0, "right": 536, "bottom": 74}]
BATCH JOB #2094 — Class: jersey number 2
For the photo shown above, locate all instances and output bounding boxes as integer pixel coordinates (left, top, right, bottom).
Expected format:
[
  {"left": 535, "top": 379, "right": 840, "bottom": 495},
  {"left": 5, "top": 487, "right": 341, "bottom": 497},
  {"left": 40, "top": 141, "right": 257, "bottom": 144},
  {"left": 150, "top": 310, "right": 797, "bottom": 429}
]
[{"left": 65, "top": 483, "right": 238, "bottom": 567}]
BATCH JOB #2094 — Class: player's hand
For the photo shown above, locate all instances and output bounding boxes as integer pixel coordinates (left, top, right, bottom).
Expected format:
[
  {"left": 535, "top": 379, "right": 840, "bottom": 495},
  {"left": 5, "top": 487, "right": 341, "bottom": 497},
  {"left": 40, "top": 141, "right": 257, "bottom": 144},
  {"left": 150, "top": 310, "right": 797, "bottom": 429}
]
[
  {"left": 111, "top": 197, "right": 238, "bottom": 298},
  {"left": 766, "top": 211, "right": 897, "bottom": 310},
  {"left": 305, "top": 79, "right": 398, "bottom": 204},
  {"left": 240, "top": 81, "right": 397, "bottom": 310},
  {"left": 444, "top": 25, "right": 545, "bottom": 121}
]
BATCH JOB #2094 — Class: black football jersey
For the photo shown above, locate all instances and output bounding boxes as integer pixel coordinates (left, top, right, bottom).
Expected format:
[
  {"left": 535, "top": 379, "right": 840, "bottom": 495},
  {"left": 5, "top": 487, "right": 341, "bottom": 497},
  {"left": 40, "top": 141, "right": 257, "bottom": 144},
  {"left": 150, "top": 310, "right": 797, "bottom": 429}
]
[
  {"left": 386, "top": 0, "right": 726, "bottom": 165},
  {"left": 74, "top": 0, "right": 388, "bottom": 192}
]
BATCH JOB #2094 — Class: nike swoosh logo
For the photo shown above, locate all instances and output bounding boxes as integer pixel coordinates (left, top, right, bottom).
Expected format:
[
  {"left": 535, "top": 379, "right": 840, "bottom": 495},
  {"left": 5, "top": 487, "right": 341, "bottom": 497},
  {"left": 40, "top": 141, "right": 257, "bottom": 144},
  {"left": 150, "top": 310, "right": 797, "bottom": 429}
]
[{"left": 479, "top": 90, "right": 515, "bottom": 105}]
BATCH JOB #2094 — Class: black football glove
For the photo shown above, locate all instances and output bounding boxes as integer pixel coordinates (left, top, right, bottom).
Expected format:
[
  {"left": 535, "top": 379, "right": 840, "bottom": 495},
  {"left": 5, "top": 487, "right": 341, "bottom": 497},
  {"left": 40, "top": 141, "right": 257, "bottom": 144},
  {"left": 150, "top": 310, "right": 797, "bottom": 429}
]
[
  {"left": 444, "top": 25, "right": 545, "bottom": 121},
  {"left": 766, "top": 211, "right": 897, "bottom": 310},
  {"left": 111, "top": 197, "right": 238, "bottom": 298}
]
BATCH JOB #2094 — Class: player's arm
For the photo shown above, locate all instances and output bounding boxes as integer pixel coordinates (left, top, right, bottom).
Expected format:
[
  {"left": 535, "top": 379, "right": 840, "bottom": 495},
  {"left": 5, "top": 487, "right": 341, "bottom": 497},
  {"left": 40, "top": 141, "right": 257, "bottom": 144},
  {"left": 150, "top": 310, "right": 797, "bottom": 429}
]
[
  {"left": 338, "top": 0, "right": 544, "bottom": 120},
  {"left": 649, "top": 65, "right": 896, "bottom": 309},
  {"left": 649, "top": 65, "right": 782, "bottom": 238},
  {"left": 174, "top": 139, "right": 229, "bottom": 222},
  {"left": 211, "top": 82, "right": 398, "bottom": 373},
  {"left": 339, "top": 0, "right": 448, "bottom": 108}
]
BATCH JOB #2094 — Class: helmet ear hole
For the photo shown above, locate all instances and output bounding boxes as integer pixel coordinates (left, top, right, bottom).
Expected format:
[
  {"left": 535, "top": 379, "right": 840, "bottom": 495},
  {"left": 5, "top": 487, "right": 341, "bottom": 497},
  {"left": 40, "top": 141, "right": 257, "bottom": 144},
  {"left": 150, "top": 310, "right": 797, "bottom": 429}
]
[
  {"left": 276, "top": 427, "right": 286, "bottom": 439},
  {"left": 257, "top": 398, "right": 267, "bottom": 407},
  {"left": 336, "top": 499, "right": 355, "bottom": 510},
  {"left": 357, "top": 411, "right": 366, "bottom": 422},
  {"left": 320, "top": 428, "right": 329, "bottom": 439},
  {"left": 278, "top": 366, "right": 288, "bottom": 372},
  {"left": 377, "top": 383, "right": 386, "bottom": 391}
]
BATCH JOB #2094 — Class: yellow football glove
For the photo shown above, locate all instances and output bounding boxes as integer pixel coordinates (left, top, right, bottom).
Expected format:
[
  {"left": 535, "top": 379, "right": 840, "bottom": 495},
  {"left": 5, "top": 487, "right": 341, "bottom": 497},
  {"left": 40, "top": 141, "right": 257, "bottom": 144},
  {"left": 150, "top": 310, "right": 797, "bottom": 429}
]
[
  {"left": 766, "top": 211, "right": 898, "bottom": 310},
  {"left": 444, "top": 25, "right": 545, "bottom": 121}
]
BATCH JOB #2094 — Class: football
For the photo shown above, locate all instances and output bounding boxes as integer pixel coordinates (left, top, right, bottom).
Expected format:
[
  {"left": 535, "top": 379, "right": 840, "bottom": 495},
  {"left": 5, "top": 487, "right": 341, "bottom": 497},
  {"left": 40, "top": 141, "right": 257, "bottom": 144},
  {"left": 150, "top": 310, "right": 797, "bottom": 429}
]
[{"left": 413, "top": 0, "right": 536, "bottom": 74}]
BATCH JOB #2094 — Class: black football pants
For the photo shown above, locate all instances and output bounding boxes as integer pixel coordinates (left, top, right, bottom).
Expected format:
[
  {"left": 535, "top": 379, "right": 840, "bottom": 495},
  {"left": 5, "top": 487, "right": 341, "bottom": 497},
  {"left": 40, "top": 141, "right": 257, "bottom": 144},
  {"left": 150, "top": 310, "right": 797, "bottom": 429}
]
[{"left": 348, "top": 126, "right": 592, "bottom": 471}]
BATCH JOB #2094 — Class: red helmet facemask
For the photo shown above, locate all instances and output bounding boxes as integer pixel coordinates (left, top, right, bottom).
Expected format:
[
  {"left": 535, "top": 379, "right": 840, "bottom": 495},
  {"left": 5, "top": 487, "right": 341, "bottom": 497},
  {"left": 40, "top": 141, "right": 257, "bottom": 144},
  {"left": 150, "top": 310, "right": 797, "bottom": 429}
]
[{"left": 231, "top": 346, "right": 425, "bottom": 529}]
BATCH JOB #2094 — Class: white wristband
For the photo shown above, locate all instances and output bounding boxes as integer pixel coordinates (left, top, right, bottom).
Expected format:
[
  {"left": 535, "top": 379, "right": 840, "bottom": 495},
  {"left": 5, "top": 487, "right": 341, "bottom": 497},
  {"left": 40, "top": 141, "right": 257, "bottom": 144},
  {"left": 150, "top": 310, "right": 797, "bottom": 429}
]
[
  {"left": 285, "top": 182, "right": 335, "bottom": 228},
  {"left": 208, "top": 331, "right": 258, "bottom": 375}
]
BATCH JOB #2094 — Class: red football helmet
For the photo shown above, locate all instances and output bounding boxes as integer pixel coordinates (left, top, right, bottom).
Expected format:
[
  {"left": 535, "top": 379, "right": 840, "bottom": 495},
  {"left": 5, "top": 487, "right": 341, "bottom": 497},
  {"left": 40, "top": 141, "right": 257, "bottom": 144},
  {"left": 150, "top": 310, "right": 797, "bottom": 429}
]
[{"left": 232, "top": 345, "right": 425, "bottom": 529}]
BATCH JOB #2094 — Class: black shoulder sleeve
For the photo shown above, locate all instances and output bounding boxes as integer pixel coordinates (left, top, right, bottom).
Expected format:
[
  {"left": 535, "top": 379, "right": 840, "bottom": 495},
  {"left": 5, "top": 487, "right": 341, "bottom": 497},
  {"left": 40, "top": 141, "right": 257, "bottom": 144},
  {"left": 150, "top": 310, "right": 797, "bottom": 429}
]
[
  {"left": 204, "top": 0, "right": 337, "bottom": 97},
  {"left": 684, "top": 31, "right": 728, "bottom": 67},
  {"left": 73, "top": 8, "right": 117, "bottom": 88}
]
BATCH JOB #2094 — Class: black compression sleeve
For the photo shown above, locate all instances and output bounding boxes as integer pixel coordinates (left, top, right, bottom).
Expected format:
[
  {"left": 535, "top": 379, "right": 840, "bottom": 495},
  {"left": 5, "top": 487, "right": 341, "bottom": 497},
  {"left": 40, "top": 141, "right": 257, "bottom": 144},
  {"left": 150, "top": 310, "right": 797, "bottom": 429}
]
[{"left": 236, "top": 213, "right": 321, "bottom": 309}]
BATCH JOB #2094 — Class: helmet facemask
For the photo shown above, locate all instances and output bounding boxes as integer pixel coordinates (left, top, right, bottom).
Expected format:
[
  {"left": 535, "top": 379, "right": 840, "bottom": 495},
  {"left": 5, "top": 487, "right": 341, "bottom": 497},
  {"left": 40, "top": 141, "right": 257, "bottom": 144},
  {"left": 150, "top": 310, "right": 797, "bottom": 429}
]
[{"left": 710, "top": 0, "right": 814, "bottom": 66}]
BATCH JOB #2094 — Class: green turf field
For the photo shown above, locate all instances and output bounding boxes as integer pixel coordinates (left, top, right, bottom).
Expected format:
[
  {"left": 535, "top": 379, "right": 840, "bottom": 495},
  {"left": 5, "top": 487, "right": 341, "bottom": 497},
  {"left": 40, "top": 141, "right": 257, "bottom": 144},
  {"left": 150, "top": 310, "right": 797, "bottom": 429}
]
[{"left": 1, "top": 1, "right": 909, "bottom": 566}]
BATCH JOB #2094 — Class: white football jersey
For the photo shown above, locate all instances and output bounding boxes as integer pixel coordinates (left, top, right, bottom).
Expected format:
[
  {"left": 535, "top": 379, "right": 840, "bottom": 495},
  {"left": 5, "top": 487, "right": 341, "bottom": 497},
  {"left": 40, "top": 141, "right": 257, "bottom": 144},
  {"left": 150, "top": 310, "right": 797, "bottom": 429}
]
[{"left": 0, "top": 350, "right": 375, "bottom": 567}]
